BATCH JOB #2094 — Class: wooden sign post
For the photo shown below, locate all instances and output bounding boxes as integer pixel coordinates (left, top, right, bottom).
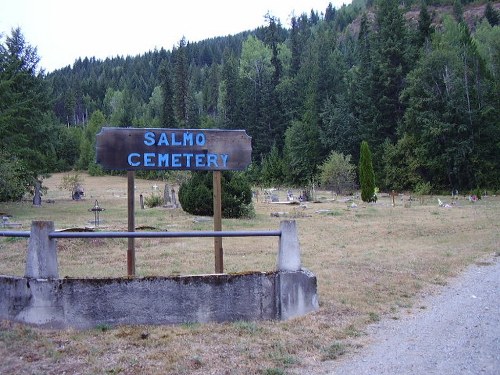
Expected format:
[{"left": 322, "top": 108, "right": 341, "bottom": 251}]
[
  {"left": 96, "top": 128, "right": 252, "bottom": 275},
  {"left": 213, "top": 171, "right": 223, "bottom": 273}
]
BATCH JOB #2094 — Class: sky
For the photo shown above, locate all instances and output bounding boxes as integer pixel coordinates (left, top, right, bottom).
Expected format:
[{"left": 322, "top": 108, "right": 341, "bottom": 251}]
[{"left": 1, "top": 0, "right": 349, "bottom": 73}]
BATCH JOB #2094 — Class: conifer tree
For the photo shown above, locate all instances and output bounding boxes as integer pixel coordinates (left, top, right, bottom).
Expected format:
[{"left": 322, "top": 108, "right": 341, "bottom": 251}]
[{"left": 359, "top": 141, "right": 376, "bottom": 202}]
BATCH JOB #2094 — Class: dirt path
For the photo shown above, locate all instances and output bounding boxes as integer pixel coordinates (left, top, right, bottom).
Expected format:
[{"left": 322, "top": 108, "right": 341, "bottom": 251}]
[{"left": 299, "top": 256, "right": 500, "bottom": 375}]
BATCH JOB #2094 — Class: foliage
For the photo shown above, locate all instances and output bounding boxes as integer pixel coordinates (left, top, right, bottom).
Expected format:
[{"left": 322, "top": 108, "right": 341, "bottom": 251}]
[
  {"left": 318, "top": 151, "right": 356, "bottom": 194},
  {"left": 414, "top": 181, "right": 432, "bottom": 195},
  {"left": 0, "top": 151, "right": 31, "bottom": 201},
  {"left": 401, "top": 16, "right": 499, "bottom": 191},
  {"left": 144, "top": 193, "right": 163, "bottom": 208},
  {"left": 0, "top": 28, "right": 75, "bottom": 201},
  {"left": 76, "top": 110, "right": 106, "bottom": 174},
  {"left": 359, "top": 141, "right": 376, "bottom": 202},
  {"left": 1, "top": 1, "right": 497, "bottom": 194},
  {"left": 178, "top": 171, "right": 253, "bottom": 218},
  {"left": 283, "top": 120, "right": 323, "bottom": 185},
  {"left": 260, "top": 145, "right": 285, "bottom": 187},
  {"left": 58, "top": 172, "right": 85, "bottom": 198}
]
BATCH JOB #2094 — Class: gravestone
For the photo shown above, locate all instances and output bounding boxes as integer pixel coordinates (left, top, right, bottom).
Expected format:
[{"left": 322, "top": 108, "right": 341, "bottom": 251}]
[
  {"left": 33, "top": 181, "right": 42, "bottom": 206},
  {"left": 164, "top": 184, "right": 172, "bottom": 204},
  {"left": 171, "top": 188, "right": 178, "bottom": 208}
]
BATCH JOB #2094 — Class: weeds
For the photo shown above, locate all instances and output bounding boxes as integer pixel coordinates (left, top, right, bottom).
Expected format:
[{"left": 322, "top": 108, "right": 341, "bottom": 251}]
[{"left": 322, "top": 342, "right": 347, "bottom": 361}]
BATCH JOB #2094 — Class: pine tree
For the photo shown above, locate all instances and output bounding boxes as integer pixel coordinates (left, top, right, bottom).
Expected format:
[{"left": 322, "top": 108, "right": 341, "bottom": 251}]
[
  {"left": 158, "top": 60, "right": 175, "bottom": 127},
  {"left": 173, "top": 37, "right": 189, "bottom": 126},
  {"left": 484, "top": 2, "right": 500, "bottom": 26},
  {"left": 359, "top": 141, "right": 376, "bottom": 202}
]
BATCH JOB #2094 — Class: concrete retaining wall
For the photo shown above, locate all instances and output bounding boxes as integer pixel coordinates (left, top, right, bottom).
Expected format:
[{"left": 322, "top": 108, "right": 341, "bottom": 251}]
[
  {"left": 0, "top": 220, "right": 319, "bottom": 329},
  {"left": 0, "top": 270, "right": 318, "bottom": 329}
]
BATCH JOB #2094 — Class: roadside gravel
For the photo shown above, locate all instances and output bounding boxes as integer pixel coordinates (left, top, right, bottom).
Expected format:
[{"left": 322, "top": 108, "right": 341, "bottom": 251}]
[{"left": 300, "top": 256, "right": 500, "bottom": 375}]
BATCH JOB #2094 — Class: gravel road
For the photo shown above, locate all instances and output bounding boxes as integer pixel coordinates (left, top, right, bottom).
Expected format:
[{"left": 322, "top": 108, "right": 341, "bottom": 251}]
[{"left": 302, "top": 256, "right": 500, "bottom": 375}]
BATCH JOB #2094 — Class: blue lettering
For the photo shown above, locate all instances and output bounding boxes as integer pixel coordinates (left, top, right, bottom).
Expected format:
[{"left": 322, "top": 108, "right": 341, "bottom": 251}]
[
  {"left": 195, "top": 154, "right": 206, "bottom": 167},
  {"left": 207, "top": 154, "right": 218, "bottom": 168},
  {"left": 196, "top": 133, "right": 206, "bottom": 146},
  {"left": 158, "top": 153, "right": 169, "bottom": 167},
  {"left": 183, "top": 132, "right": 193, "bottom": 146},
  {"left": 157, "top": 132, "right": 169, "bottom": 146},
  {"left": 144, "top": 132, "right": 155, "bottom": 146},
  {"left": 128, "top": 153, "right": 141, "bottom": 167},
  {"left": 171, "top": 154, "right": 181, "bottom": 167},
  {"left": 144, "top": 152, "right": 155, "bottom": 167},
  {"left": 220, "top": 154, "right": 229, "bottom": 168},
  {"left": 171, "top": 133, "right": 182, "bottom": 146},
  {"left": 185, "top": 153, "right": 193, "bottom": 167}
]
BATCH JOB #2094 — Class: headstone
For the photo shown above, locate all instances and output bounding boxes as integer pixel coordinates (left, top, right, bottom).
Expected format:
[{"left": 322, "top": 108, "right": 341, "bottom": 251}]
[
  {"left": 33, "top": 181, "right": 42, "bottom": 206},
  {"left": 164, "top": 184, "right": 172, "bottom": 204},
  {"left": 171, "top": 188, "right": 177, "bottom": 208}
]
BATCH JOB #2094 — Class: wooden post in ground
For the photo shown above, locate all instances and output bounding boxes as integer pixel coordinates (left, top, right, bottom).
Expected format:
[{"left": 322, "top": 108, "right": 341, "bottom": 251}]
[
  {"left": 127, "top": 171, "right": 136, "bottom": 277},
  {"left": 213, "top": 171, "right": 223, "bottom": 273}
]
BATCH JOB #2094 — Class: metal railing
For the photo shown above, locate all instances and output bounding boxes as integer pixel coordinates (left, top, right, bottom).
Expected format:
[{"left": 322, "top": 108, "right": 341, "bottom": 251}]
[
  {"left": 0, "top": 229, "right": 281, "bottom": 239},
  {"left": 1, "top": 220, "right": 301, "bottom": 278}
]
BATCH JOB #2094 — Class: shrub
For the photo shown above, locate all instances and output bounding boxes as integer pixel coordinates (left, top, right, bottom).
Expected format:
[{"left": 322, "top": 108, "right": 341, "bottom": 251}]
[
  {"left": 414, "top": 181, "right": 432, "bottom": 195},
  {"left": 318, "top": 151, "right": 356, "bottom": 194},
  {"left": 179, "top": 171, "right": 253, "bottom": 218},
  {"left": 359, "top": 141, "right": 376, "bottom": 202},
  {"left": 144, "top": 193, "right": 163, "bottom": 208}
]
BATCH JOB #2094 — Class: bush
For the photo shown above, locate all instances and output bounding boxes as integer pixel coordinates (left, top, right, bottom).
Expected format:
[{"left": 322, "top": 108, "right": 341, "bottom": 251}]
[
  {"left": 414, "top": 181, "right": 432, "bottom": 195},
  {"left": 318, "top": 151, "right": 356, "bottom": 194},
  {"left": 144, "top": 193, "right": 163, "bottom": 208},
  {"left": 359, "top": 141, "right": 376, "bottom": 202},
  {"left": 179, "top": 171, "right": 253, "bottom": 218},
  {"left": 0, "top": 152, "right": 32, "bottom": 201}
]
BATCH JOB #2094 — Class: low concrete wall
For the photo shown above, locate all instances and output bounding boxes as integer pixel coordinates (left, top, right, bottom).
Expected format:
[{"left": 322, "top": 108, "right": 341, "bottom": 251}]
[
  {"left": 0, "top": 270, "right": 318, "bottom": 329},
  {"left": 0, "top": 220, "right": 319, "bottom": 328}
]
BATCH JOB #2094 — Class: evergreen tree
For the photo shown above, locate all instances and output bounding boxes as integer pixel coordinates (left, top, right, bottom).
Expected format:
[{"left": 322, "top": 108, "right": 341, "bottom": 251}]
[
  {"left": 359, "top": 141, "right": 376, "bottom": 202},
  {"left": 219, "top": 50, "right": 241, "bottom": 129},
  {"left": 484, "top": 2, "right": 499, "bottom": 26},
  {"left": 283, "top": 120, "right": 322, "bottom": 185},
  {"left": 173, "top": 37, "right": 189, "bottom": 126},
  {"left": 158, "top": 60, "right": 175, "bottom": 127},
  {"left": 418, "top": 1, "right": 433, "bottom": 46},
  {"left": 0, "top": 28, "right": 67, "bottom": 200},
  {"left": 401, "top": 17, "right": 499, "bottom": 190}
]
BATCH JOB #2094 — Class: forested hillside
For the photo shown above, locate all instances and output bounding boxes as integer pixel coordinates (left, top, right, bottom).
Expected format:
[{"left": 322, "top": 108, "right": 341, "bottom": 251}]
[{"left": 1, "top": 0, "right": 499, "bottom": 201}]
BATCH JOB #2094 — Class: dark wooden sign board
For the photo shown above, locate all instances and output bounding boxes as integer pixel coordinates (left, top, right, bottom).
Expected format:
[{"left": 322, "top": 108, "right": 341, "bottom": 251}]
[
  {"left": 95, "top": 127, "right": 252, "bottom": 275},
  {"left": 96, "top": 127, "right": 252, "bottom": 171}
]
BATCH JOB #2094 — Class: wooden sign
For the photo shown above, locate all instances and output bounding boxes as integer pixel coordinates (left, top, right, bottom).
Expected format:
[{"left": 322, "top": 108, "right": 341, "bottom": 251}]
[{"left": 96, "top": 127, "right": 252, "bottom": 171}]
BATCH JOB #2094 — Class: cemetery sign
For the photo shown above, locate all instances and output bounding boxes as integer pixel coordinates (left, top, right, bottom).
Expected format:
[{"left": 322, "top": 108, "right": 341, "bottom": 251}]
[{"left": 96, "top": 127, "right": 252, "bottom": 171}]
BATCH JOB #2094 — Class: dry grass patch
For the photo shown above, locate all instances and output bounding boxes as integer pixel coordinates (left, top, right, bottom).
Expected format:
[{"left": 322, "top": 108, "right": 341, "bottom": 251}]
[{"left": 1, "top": 173, "right": 499, "bottom": 374}]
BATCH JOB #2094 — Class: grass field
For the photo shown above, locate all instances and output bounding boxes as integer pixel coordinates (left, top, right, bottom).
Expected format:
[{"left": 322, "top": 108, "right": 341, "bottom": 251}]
[{"left": 1, "top": 173, "right": 498, "bottom": 374}]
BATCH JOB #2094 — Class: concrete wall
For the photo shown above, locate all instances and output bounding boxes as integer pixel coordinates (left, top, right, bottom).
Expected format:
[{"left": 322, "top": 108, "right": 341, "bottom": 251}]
[
  {"left": 0, "top": 220, "right": 319, "bottom": 329},
  {"left": 0, "top": 271, "right": 318, "bottom": 329}
]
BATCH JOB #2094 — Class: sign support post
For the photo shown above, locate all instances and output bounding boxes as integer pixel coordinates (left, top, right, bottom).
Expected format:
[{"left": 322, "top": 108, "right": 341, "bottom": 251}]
[
  {"left": 127, "top": 171, "right": 135, "bottom": 277},
  {"left": 213, "top": 171, "right": 223, "bottom": 273}
]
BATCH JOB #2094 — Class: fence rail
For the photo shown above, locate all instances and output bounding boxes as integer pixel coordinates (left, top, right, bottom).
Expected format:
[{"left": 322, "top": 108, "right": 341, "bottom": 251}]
[
  {"left": 1, "top": 220, "right": 300, "bottom": 277},
  {"left": 1, "top": 230, "right": 282, "bottom": 239}
]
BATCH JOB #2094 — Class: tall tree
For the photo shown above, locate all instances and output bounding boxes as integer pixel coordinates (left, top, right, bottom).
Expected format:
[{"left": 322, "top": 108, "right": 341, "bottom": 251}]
[
  {"left": 173, "top": 37, "right": 189, "bottom": 126},
  {"left": 368, "top": 0, "right": 410, "bottom": 182},
  {"left": 158, "top": 60, "right": 175, "bottom": 127},
  {"left": 359, "top": 141, "right": 376, "bottom": 202},
  {"left": 0, "top": 28, "right": 65, "bottom": 200},
  {"left": 401, "top": 17, "right": 499, "bottom": 190}
]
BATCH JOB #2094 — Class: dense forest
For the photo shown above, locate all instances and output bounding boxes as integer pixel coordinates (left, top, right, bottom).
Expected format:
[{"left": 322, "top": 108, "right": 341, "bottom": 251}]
[{"left": 1, "top": 0, "right": 499, "bottom": 201}]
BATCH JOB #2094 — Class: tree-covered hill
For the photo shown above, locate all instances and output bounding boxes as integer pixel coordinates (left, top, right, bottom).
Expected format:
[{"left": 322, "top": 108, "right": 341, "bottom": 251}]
[{"left": 1, "top": 0, "right": 499, "bottom": 201}]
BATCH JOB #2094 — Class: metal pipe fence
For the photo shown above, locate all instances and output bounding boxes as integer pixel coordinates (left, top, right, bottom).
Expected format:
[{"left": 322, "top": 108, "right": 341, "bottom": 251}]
[{"left": 1, "top": 230, "right": 282, "bottom": 239}]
